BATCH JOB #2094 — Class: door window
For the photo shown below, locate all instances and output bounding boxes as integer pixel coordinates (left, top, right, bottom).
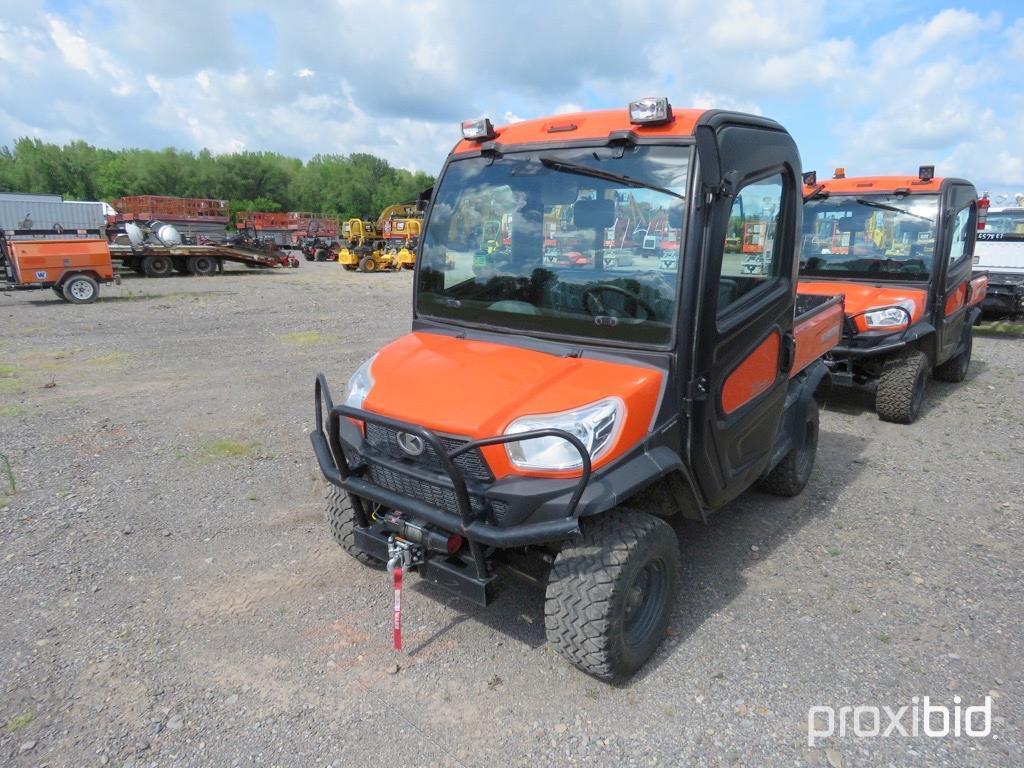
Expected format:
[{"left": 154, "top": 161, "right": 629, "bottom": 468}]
[
  {"left": 718, "top": 174, "right": 784, "bottom": 315},
  {"left": 947, "top": 204, "right": 973, "bottom": 265}
]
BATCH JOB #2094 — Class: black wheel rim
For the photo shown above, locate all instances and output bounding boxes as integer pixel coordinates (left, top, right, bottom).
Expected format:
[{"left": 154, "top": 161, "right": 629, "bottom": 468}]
[{"left": 622, "top": 559, "right": 668, "bottom": 648}]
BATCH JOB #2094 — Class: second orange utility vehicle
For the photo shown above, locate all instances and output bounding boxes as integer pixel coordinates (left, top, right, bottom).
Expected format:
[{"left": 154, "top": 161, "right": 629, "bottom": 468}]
[
  {"left": 311, "top": 99, "right": 844, "bottom": 681},
  {"left": 799, "top": 168, "right": 986, "bottom": 423}
]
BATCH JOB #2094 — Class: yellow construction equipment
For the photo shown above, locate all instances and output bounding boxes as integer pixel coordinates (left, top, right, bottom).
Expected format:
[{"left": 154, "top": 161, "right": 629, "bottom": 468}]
[{"left": 338, "top": 203, "right": 424, "bottom": 272}]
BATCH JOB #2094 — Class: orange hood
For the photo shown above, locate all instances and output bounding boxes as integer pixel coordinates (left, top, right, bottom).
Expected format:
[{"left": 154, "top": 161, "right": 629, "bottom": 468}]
[
  {"left": 798, "top": 280, "right": 927, "bottom": 327},
  {"left": 360, "top": 332, "right": 664, "bottom": 477}
]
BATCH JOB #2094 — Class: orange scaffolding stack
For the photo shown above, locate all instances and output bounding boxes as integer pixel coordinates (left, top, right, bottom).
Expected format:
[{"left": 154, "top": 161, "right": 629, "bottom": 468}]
[{"left": 111, "top": 195, "right": 229, "bottom": 223}]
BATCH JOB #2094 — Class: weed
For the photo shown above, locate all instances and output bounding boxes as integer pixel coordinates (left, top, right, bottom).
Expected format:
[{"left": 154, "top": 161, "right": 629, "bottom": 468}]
[{"left": 4, "top": 710, "right": 33, "bottom": 733}]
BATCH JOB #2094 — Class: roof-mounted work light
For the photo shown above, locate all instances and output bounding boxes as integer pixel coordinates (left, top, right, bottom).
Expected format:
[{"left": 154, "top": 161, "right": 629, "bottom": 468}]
[
  {"left": 461, "top": 118, "right": 496, "bottom": 142},
  {"left": 628, "top": 97, "right": 673, "bottom": 125},
  {"left": 803, "top": 171, "right": 817, "bottom": 186},
  {"left": 833, "top": 167, "right": 846, "bottom": 179},
  {"left": 918, "top": 165, "right": 935, "bottom": 182}
]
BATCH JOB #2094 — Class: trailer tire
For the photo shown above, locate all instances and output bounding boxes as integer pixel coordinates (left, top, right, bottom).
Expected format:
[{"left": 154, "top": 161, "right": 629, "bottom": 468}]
[
  {"left": 933, "top": 330, "right": 972, "bottom": 383},
  {"left": 325, "top": 486, "right": 385, "bottom": 569},
  {"left": 545, "top": 510, "right": 680, "bottom": 682},
  {"left": 142, "top": 254, "right": 174, "bottom": 277},
  {"left": 187, "top": 255, "right": 217, "bottom": 276},
  {"left": 876, "top": 350, "right": 928, "bottom": 424},
  {"left": 61, "top": 274, "right": 99, "bottom": 304},
  {"left": 757, "top": 399, "right": 819, "bottom": 497},
  {"left": 358, "top": 256, "right": 377, "bottom": 273}
]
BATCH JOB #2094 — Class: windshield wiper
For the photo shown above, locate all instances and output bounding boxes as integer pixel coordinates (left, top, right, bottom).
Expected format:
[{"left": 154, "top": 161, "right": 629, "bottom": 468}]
[
  {"left": 855, "top": 197, "right": 934, "bottom": 223},
  {"left": 539, "top": 157, "right": 685, "bottom": 200}
]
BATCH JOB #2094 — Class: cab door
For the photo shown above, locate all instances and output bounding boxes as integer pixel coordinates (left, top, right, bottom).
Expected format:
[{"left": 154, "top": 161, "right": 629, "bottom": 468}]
[
  {"left": 687, "top": 123, "right": 802, "bottom": 509},
  {"left": 935, "top": 184, "right": 977, "bottom": 364}
]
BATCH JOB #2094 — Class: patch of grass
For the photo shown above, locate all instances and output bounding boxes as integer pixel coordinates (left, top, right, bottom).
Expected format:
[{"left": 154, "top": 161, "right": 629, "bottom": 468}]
[
  {"left": 197, "top": 439, "right": 260, "bottom": 462},
  {"left": 975, "top": 320, "right": 1024, "bottom": 337},
  {"left": 4, "top": 710, "right": 33, "bottom": 733},
  {"left": 278, "top": 330, "right": 322, "bottom": 346},
  {"left": 0, "top": 453, "right": 14, "bottom": 495},
  {"left": 0, "top": 365, "right": 21, "bottom": 394},
  {"left": 0, "top": 405, "right": 26, "bottom": 418}
]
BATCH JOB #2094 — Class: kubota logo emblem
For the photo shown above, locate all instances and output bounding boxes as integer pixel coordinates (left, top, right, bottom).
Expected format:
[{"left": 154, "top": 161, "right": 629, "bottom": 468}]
[{"left": 396, "top": 432, "right": 425, "bottom": 456}]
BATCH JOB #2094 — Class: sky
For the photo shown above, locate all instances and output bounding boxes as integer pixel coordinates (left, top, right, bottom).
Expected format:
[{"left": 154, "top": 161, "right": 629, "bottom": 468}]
[{"left": 0, "top": 0, "right": 1022, "bottom": 203}]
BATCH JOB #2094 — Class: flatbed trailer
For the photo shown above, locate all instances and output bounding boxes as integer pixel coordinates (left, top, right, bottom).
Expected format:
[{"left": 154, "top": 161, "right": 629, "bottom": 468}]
[{"left": 109, "top": 242, "right": 299, "bottom": 277}]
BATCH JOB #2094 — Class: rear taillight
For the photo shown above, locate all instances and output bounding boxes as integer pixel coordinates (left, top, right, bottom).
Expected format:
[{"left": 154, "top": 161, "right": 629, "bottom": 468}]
[
  {"left": 978, "top": 196, "right": 990, "bottom": 230},
  {"left": 446, "top": 534, "right": 464, "bottom": 555}
]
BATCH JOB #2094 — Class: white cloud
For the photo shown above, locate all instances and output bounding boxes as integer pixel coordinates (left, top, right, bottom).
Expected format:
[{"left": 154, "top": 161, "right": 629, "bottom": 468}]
[{"left": 46, "top": 14, "right": 133, "bottom": 96}]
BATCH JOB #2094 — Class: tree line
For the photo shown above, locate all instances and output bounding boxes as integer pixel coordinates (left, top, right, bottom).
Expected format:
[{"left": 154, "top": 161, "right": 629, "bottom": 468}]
[{"left": 0, "top": 138, "right": 435, "bottom": 223}]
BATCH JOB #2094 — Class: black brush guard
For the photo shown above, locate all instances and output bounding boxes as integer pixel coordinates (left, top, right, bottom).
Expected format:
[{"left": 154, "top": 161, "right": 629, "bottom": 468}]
[{"left": 310, "top": 374, "right": 593, "bottom": 550}]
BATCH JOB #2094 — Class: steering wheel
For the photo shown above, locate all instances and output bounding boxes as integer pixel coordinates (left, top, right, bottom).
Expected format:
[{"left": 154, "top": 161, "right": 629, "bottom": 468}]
[{"left": 581, "top": 284, "right": 657, "bottom": 320}]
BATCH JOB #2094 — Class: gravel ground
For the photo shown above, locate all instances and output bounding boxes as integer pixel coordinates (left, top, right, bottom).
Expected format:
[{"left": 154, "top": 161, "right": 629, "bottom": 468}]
[{"left": 1, "top": 261, "right": 1020, "bottom": 767}]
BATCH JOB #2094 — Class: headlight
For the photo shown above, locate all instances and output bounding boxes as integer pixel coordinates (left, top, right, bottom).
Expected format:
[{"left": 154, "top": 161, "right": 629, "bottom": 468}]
[
  {"left": 504, "top": 397, "right": 624, "bottom": 471},
  {"left": 863, "top": 301, "right": 915, "bottom": 329},
  {"left": 342, "top": 354, "right": 376, "bottom": 408}
]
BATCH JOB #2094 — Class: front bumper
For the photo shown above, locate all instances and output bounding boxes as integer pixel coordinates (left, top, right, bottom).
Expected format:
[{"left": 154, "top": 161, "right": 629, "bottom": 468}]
[{"left": 310, "top": 374, "right": 594, "bottom": 549}]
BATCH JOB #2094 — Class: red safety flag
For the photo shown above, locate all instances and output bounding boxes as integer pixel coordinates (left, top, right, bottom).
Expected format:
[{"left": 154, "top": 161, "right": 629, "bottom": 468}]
[{"left": 392, "top": 566, "right": 403, "bottom": 651}]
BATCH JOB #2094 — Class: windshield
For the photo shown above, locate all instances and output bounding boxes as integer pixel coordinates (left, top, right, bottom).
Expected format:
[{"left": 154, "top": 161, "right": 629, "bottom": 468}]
[
  {"left": 416, "top": 145, "right": 690, "bottom": 345},
  {"left": 984, "top": 210, "right": 1024, "bottom": 234},
  {"left": 800, "top": 194, "right": 939, "bottom": 281}
]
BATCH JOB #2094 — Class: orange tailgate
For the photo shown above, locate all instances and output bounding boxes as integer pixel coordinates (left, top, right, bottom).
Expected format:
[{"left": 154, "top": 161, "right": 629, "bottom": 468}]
[{"left": 791, "top": 298, "right": 844, "bottom": 375}]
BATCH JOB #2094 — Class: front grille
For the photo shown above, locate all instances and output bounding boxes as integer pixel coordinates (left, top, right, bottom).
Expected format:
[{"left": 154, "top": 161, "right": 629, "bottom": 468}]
[
  {"left": 365, "top": 423, "right": 493, "bottom": 481},
  {"left": 366, "top": 461, "right": 488, "bottom": 517}
]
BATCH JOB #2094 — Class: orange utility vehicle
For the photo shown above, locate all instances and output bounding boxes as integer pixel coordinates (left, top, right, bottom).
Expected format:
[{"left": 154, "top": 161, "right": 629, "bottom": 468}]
[
  {"left": 311, "top": 99, "right": 844, "bottom": 681},
  {"left": 799, "top": 168, "right": 986, "bottom": 423},
  {"left": 1, "top": 230, "right": 117, "bottom": 303}
]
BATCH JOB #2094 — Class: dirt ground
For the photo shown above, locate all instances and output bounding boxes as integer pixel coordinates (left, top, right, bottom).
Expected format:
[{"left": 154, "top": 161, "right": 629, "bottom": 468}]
[{"left": 1, "top": 262, "right": 1021, "bottom": 767}]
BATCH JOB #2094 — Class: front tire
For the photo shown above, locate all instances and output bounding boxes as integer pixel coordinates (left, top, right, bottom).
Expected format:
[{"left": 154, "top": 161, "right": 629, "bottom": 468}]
[
  {"left": 358, "top": 256, "right": 377, "bottom": 273},
  {"left": 325, "top": 487, "right": 384, "bottom": 569},
  {"left": 62, "top": 275, "right": 99, "bottom": 304},
  {"left": 876, "top": 350, "right": 928, "bottom": 424},
  {"left": 545, "top": 510, "right": 680, "bottom": 682},
  {"left": 757, "top": 399, "right": 819, "bottom": 496},
  {"left": 933, "top": 330, "right": 972, "bottom": 382}
]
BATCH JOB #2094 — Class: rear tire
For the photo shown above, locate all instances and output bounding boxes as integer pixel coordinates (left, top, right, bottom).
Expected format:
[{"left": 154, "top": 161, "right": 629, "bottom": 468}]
[
  {"left": 876, "top": 350, "right": 928, "bottom": 424},
  {"left": 756, "top": 400, "right": 819, "bottom": 497},
  {"left": 142, "top": 254, "right": 174, "bottom": 277},
  {"left": 325, "top": 486, "right": 385, "bottom": 569},
  {"left": 545, "top": 510, "right": 680, "bottom": 682},
  {"left": 933, "top": 330, "right": 972, "bottom": 383},
  {"left": 358, "top": 256, "right": 377, "bottom": 273},
  {"left": 187, "top": 255, "right": 217, "bottom": 276},
  {"left": 61, "top": 275, "right": 99, "bottom": 304}
]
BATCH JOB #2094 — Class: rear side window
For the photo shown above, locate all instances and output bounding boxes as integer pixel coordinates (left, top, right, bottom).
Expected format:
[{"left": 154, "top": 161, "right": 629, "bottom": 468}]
[{"left": 718, "top": 174, "right": 784, "bottom": 316}]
